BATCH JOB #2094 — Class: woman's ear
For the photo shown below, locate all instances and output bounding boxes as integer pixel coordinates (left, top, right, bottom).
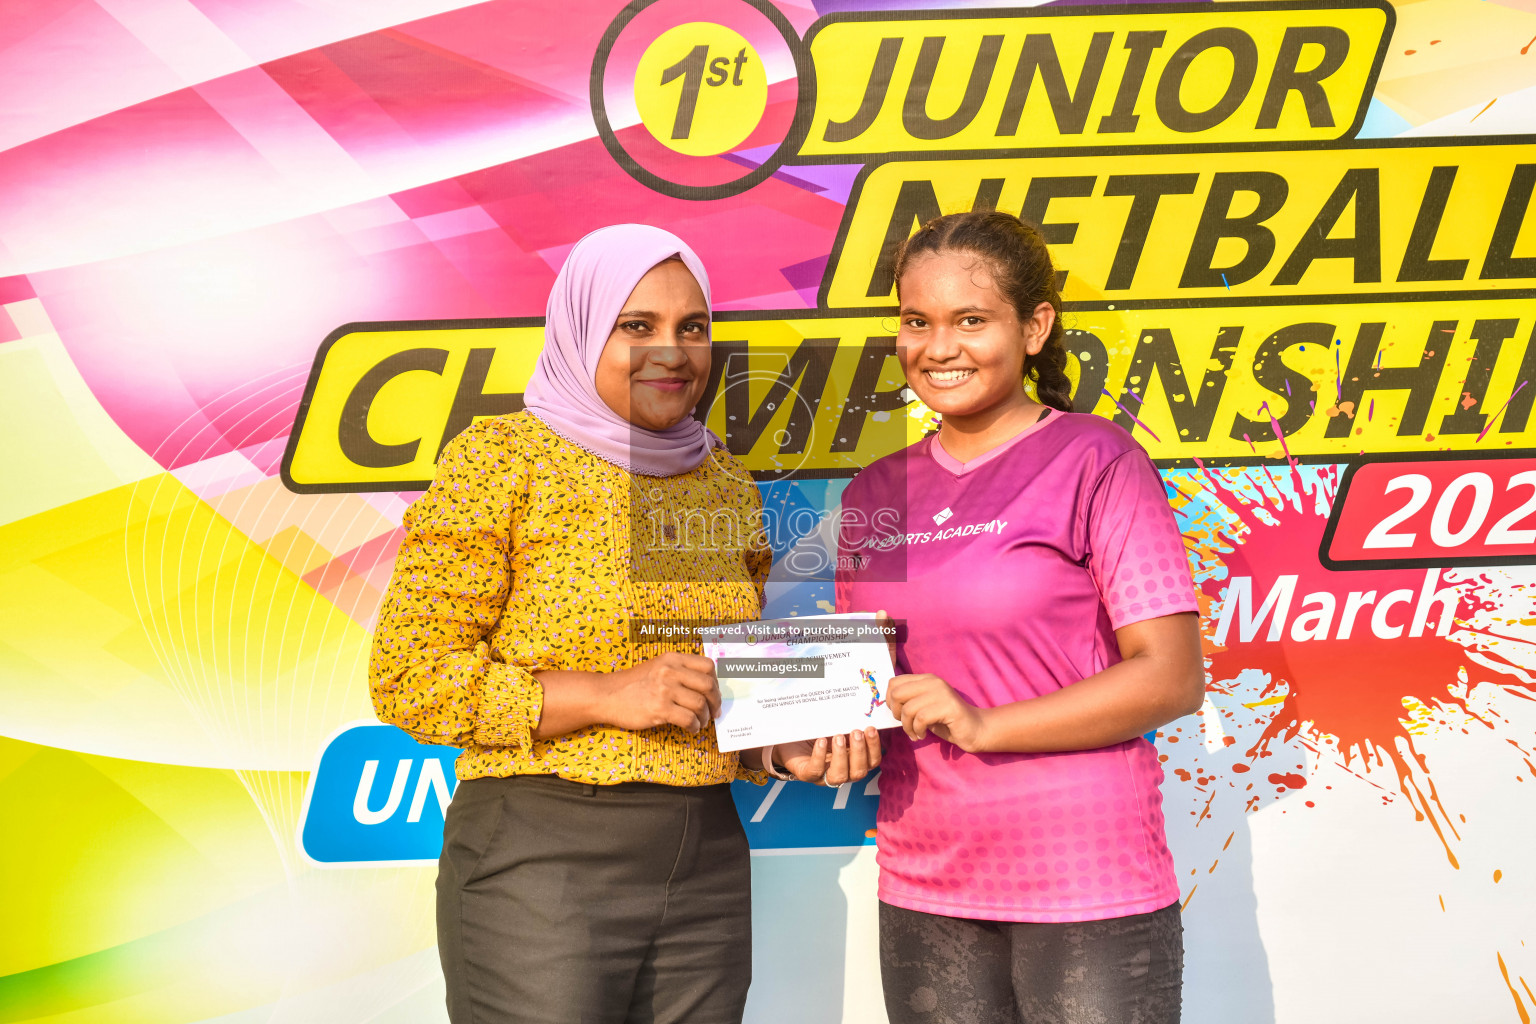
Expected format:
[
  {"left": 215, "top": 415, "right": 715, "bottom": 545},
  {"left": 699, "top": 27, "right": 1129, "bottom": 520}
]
[{"left": 1023, "top": 301, "right": 1055, "bottom": 356}]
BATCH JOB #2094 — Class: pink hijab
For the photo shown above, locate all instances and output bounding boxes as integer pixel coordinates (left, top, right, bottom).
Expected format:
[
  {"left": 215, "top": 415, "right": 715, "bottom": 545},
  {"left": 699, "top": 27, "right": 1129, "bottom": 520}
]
[{"left": 523, "top": 223, "right": 719, "bottom": 477}]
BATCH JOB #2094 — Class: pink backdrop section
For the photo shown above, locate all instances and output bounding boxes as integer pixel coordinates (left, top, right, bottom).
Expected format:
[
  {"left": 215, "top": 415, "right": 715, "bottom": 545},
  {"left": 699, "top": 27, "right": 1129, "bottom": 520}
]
[{"left": 2, "top": 0, "right": 842, "bottom": 469}]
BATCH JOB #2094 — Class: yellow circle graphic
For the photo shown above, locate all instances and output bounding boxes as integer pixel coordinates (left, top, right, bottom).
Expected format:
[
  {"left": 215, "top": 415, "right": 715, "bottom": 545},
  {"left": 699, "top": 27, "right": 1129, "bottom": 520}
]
[{"left": 635, "top": 22, "right": 768, "bottom": 157}]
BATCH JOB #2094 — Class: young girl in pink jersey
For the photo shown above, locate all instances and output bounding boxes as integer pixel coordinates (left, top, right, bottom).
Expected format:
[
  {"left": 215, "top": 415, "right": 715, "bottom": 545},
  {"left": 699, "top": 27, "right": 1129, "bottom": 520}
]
[{"left": 836, "top": 210, "right": 1205, "bottom": 1023}]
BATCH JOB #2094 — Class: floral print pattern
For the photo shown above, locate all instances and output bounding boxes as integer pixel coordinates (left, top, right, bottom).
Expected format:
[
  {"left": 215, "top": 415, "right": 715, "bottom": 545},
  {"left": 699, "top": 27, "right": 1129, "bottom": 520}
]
[{"left": 369, "top": 412, "right": 771, "bottom": 785}]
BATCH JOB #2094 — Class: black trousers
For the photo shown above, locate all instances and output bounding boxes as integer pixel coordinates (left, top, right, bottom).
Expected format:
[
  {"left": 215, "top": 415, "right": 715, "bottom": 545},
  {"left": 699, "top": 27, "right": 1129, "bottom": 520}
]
[
  {"left": 880, "top": 900, "right": 1184, "bottom": 1024},
  {"left": 437, "top": 775, "right": 752, "bottom": 1024}
]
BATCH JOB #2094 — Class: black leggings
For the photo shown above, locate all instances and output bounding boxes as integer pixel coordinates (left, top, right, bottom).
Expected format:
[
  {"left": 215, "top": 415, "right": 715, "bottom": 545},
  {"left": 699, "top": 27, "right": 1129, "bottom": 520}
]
[{"left": 879, "top": 901, "right": 1184, "bottom": 1024}]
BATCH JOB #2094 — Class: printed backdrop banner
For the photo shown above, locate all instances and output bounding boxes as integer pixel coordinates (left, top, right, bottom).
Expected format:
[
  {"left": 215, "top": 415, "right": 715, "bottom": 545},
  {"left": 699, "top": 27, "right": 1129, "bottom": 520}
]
[{"left": 2, "top": 0, "right": 1534, "bottom": 1021}]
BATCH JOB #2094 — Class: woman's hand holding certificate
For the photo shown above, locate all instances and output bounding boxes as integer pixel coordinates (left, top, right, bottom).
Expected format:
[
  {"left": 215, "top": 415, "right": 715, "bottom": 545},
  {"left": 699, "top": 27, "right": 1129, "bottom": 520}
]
[
  {"left": 602, "top": 652, "right": 722, "bottom": 734},
  {"left": 767, "top": 729, "right": 882, "bottom": 786}
]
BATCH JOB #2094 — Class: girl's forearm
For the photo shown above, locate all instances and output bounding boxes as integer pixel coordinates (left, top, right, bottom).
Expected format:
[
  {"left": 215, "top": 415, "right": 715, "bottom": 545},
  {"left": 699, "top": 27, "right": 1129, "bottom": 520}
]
[
  {"left": 972, "top": 660, "right": 1199, "bottom": 753},
  {"left": 970, "top": 618, "right": 1205, "bottom": 753}
]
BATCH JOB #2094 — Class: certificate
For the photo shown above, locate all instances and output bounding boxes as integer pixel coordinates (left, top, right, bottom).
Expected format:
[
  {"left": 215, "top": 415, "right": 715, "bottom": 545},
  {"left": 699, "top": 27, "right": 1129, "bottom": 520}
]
[{"left": 701, "top": 613, "right": 900, "bottom": 753}]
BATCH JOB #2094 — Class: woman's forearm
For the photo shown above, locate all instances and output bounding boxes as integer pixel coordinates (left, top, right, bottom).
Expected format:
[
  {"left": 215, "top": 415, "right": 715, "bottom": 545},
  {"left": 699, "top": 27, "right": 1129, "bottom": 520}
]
[
  {"left": 530, "top": 654, "right": 723, "bottom": 739},
  {"left": 530, "top": 670, "right": 611, "bottom": 739}
]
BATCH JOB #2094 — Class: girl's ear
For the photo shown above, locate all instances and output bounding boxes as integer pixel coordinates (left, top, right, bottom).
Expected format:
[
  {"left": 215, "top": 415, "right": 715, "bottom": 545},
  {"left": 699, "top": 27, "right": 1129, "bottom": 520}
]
[{"left": 1023, "top": 301, "right": 1055, "bottom": 355}]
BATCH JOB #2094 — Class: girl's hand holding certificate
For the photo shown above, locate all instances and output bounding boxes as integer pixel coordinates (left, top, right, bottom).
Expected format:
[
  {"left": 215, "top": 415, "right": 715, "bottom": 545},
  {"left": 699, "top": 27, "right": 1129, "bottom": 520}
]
[{"left": 885, "top": 673, "right": 990, "bottom": 752}]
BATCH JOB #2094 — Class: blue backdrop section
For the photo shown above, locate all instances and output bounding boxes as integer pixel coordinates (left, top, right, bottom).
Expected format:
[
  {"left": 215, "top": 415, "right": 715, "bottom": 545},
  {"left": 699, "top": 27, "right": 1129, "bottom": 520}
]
[
  {"left": 300, "top": 724, "right": 461, "bottom": 865},
  {"left": 759, "top": 479, "right": 827, "bottom": 560},
  {"left": 731, "top": 774, "right": 879, "bottom": 849},
  {"left": 299, "top": 724, "right": 879, "bottom": 863}
]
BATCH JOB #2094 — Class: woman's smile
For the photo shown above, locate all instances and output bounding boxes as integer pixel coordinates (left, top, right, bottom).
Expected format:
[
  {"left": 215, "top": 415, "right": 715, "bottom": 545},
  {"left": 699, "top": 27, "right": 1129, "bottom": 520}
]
[{"left": 636, "top": 375, "right": 692, "bottom": 392}]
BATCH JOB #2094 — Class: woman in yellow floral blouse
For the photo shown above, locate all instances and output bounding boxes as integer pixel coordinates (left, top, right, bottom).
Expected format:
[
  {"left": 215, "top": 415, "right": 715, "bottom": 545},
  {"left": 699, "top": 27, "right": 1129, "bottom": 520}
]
[{"left": 369, "top": 224, "right": 879, "bottom": 1024}]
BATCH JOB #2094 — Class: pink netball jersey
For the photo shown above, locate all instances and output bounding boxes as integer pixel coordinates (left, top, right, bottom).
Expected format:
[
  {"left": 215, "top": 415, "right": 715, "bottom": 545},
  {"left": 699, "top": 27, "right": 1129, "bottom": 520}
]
[{"left": 835, "top": 410, "right": 1198, "bottom": 923}]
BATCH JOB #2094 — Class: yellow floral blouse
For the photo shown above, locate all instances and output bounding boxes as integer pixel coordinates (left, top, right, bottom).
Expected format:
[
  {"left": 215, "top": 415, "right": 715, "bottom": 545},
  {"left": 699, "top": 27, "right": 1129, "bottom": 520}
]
[{"left": 369, "top": 412, "right": 772, "bottom": 785}]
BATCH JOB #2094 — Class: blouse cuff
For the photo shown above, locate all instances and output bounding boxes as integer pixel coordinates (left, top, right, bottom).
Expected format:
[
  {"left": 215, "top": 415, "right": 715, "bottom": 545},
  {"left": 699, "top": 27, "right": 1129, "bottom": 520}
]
[
  {"left": 736, "top": 766, "right": 772, "bottom": 786},
  {"left": 734, "top": 747, "right": 774, "bottom": 786},
  {"left": 473, "top": 662, "right": 544, "bottom": 750}
]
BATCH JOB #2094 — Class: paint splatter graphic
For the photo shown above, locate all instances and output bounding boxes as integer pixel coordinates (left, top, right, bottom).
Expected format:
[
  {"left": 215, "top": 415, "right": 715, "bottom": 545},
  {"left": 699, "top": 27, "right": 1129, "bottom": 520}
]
[{"left": 1164, "top": 463, "right": 1536, "bottom": 872}]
